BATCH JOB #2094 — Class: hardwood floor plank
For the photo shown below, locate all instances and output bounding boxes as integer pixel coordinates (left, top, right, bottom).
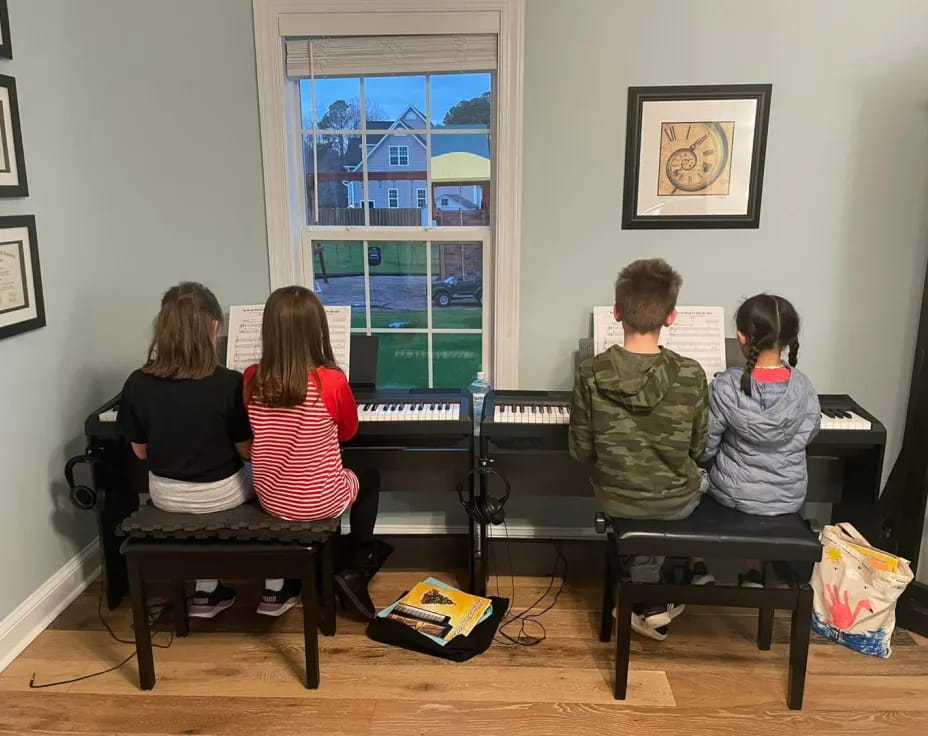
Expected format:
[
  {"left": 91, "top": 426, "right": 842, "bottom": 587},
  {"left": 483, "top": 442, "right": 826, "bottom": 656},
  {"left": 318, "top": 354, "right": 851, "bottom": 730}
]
[
  {"left": 0, "top": 692, "right": 375, "bottom": 736},
  {"left": 369, "top": 701, "right": 928, "bottom": 736},
  {"left": 46, "top": 661, "right": 673, "bottom": 706}
]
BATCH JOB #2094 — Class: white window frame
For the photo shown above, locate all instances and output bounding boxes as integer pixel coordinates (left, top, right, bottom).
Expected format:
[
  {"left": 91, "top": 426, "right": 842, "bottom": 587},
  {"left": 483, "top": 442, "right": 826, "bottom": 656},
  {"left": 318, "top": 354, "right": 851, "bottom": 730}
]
[
  {"left": 416, "top": 188, "right": 427, "bottom": 209},
  {"left": 253, "top": 0, "right": 524, "bottom": 387},
  {"left": 388, "top": 145, "right": 410, "bottom": 167},
  {"left": 387, "top": 188, "right": 399, "bottom": 208}
]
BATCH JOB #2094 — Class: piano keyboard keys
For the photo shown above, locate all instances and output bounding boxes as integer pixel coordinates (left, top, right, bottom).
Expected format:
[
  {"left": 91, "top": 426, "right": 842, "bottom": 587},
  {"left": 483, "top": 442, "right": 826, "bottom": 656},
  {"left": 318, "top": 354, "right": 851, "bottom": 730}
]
[
  {"left": 492, "top": 404, "right": 570, "bottom": 424},
  {"left": 820, "top": 408, "right": 871, "bottom": 431},
  {"left": 357, "top": 401, "right": 462, "bottom": 422}
]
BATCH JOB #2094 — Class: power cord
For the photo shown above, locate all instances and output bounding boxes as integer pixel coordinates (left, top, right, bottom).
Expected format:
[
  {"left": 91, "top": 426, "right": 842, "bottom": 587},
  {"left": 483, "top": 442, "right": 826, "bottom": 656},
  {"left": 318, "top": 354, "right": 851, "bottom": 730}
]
[
  {"left": 28, "top": 581, "right": 175, "bottom": 689},
  {"left": 489, "top": 521, "right": 568, "bottom": 647}
]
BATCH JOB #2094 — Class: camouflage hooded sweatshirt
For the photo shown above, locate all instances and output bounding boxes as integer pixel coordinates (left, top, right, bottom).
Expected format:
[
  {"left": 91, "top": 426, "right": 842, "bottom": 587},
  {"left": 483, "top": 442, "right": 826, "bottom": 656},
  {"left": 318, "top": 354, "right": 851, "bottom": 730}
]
[{"left": 569, "top": 345, "right": 708, "bottom": 519}]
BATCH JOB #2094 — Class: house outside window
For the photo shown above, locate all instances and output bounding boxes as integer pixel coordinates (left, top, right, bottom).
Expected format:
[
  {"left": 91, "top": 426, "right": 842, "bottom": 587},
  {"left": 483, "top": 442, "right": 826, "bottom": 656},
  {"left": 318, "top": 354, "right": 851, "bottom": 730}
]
[
  {"left": 388, "top": 145, "right": 409, "bottom": 167},
  {"left": 416, "top": 188, "right": 427, "bottom": 209},
  {"left": 388, "top": 189, "right": 399, "bottom": 208}
]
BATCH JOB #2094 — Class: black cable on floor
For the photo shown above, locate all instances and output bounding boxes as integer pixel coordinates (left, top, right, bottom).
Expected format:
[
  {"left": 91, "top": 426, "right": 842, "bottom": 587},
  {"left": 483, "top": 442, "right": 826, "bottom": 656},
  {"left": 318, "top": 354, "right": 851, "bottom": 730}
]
[
  {"left": 491, "top": 522, "right": 568, "bottom": 647},
  {"left": 28, "top": 582, "right": 175, "bottom": 689}
]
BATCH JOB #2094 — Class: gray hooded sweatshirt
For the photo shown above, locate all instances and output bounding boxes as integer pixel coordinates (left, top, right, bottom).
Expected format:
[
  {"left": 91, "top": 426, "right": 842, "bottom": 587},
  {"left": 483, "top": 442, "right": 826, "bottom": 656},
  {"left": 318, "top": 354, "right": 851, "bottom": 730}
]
[{"left": 702, "top": 366, "right": 820, "bottom": 516}]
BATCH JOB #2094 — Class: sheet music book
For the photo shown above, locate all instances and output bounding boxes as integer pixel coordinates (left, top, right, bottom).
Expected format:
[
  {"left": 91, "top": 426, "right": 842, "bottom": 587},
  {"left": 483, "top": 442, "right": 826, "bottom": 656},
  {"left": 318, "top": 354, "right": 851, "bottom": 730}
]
[
  {"left": 226, "top": 304, "right": 351, "bottom": 376},
  {"left": 592, "top": 305, "right": 726, "bottom": 379}
]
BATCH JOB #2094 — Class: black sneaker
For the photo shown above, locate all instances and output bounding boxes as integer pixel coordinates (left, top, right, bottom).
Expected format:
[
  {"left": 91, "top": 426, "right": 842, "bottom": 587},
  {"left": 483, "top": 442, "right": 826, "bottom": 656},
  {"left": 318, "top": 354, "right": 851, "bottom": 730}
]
[
  {"left": 257, "top": 579, "right": 302, "bottom": 617},
  {"left": 189, "top": 583, "right": 236, "bottom": 619},
  {"left": 739, "top": 569, "right": 764, "bottom": 589},
  {"left": 689, "top": 561, "right": 716, "bottom": 586}
]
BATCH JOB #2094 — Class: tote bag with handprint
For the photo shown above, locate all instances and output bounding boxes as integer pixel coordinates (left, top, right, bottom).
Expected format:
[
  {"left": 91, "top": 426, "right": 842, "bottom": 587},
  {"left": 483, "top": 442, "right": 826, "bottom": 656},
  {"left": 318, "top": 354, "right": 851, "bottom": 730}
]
[{"left": 811, "top": 523, "right": 913, "bottom": 658}]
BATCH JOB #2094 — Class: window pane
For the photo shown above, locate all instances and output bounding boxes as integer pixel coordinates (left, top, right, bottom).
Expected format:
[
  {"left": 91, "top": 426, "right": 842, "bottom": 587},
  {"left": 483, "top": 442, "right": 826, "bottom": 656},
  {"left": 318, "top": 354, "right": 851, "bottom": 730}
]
[
  {"left": 304, "top": 135, "right": 364, "bottom": 226},
  {"left": 364, "top": 132, "right": 427, "bottom": 226},
  {"left": 432, "top": 334, "right": 482, "bottom": 389},
  {"left": 430, "top": 73, "right": 492, "bottom": 128},
  {"left": 369, "top": 242, "right": 428, "bottom": 329},
  {"left": 431, "top": 242, "right": 483, "bottom": 329},
  {"left": 313, "top": 78, "right": 362, "bottom": 129},
  {"left": 375, "top": 333, "right": 428, "bottom": 389},
  {"left": 364, "top": 76, "right": 426, "bottom": 127},
  {"left": 430, "top": 132, "right": 490, "bottom": 226},
  {"left": 311, "top": 241, "right": 367, "bottom": 329}
]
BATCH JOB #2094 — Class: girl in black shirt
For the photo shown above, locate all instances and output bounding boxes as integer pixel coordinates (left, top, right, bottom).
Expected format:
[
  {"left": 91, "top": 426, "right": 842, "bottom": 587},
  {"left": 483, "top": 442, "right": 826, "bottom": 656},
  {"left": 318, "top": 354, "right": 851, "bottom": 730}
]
[{"left": 118, "top": 282, "right": 253, "bottom": 618}]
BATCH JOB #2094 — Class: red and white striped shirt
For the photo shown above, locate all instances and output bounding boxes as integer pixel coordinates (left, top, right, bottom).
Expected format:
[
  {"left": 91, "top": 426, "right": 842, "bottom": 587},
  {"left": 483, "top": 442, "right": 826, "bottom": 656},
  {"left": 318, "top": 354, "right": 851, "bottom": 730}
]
[{"left": 244, "top": 365, "right": 359, "bottom": 521}]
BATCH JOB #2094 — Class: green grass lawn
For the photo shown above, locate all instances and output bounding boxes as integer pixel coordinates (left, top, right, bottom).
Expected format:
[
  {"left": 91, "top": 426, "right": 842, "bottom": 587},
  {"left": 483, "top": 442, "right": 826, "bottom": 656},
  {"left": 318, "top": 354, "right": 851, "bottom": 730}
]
[
  {"left": 314, "top": 242, "right": 436, "bottom": 276},
  {"left": 368, "top": 327, "right": 482, "bottom": 389}
]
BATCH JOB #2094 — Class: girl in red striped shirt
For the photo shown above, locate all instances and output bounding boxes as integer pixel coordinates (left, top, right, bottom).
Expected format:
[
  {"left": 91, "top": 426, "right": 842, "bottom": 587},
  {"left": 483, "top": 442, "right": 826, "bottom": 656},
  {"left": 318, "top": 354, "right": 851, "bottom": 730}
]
[{"left": 244, "top": 286, "right": 388, "bottom": 618}]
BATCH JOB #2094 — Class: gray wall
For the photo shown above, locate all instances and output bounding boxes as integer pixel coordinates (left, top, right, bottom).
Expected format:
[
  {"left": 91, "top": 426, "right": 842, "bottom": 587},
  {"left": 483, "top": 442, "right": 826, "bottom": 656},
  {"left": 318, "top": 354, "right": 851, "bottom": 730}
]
[
  {"left": 0, "top": 0, "right": 267, "bottom": 623},
  {"left": 4, "top": 0, "right": 928, "bottom": 624},
  {"left": 521, "top": 1, "right": 928, "bottom": 480}
]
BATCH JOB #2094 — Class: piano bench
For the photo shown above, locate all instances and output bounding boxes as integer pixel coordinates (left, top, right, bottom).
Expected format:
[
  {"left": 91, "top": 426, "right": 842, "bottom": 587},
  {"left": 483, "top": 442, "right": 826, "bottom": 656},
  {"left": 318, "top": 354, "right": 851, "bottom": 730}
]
[
  {"left": 598, "top": 496, "right": 822, "bottom": 710},
  {"left": 119, "top": 503, "right": 339, "bottom": 691}
]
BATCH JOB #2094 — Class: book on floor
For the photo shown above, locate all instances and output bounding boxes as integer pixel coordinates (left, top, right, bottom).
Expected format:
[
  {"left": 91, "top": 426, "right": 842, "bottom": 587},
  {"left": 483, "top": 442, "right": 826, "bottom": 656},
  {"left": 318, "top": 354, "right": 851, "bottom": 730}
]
[{"left": 377, "top": 577, "right": 493, "bottom": 646}]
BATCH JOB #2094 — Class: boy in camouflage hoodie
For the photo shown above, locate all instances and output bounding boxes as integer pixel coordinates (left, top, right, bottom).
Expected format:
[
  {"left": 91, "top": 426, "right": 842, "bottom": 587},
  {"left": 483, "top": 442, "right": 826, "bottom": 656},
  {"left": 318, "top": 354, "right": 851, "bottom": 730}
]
[{"left": 569, "top": 259, "right": 708, "bottom": 638}]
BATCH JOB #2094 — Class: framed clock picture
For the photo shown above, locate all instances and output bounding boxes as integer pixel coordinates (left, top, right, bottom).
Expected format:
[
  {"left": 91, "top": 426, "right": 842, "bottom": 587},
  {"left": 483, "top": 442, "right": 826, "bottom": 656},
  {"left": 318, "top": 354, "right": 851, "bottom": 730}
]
[{"left": 622, "top": 84, "right": 772, "bottom": 229}]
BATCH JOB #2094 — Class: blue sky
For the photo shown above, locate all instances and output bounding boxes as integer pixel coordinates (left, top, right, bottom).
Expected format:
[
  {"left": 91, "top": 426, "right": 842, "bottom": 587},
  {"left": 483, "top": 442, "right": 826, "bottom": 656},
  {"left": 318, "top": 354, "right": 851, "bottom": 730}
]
[{"left": 300, "top": 73, "right": 490, "bottom": 128}]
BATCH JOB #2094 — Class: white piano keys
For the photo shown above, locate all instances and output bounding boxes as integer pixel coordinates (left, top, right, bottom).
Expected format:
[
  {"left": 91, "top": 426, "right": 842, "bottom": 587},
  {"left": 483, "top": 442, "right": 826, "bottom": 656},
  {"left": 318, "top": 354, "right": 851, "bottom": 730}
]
[
  {"left": 490, "top": 403, "right": 570, "bottom": 424},
  {"left": 820, "top": 409, "right": 871, "bottom": 431},
  {"left": 357, "top": 399, "right": 462, "bottom": 422}
]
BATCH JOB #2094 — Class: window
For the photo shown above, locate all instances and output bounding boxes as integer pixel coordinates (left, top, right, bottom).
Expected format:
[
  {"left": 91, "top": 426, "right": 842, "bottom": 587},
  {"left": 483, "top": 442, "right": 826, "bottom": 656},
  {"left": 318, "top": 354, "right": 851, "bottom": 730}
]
[
  {"left": 388, "top": 145, "right": 409, "bottom": 167},
  {"left": 440, "top": 197, "right": 450, "bottom": 206},
  {"left": 254, "top": 1, "right": 523, "bottom": 387}
]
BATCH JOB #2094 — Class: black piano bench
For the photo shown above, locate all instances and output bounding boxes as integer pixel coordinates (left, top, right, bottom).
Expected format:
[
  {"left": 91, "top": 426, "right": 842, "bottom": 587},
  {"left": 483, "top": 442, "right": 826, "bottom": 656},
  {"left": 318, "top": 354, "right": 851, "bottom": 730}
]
[
  {"left": 119, "top": 502, "right": 339, "bottom": 691},
  {"left": 598, "top": 496, "right": 822, "bottom": 710}
]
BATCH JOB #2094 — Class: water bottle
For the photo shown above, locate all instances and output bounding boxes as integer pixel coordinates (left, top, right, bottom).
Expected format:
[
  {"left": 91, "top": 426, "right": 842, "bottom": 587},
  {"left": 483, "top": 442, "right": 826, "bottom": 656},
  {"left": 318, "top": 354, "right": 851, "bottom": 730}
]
[{"left": 470, "top": 370, "right": 491, "bottom": 434}]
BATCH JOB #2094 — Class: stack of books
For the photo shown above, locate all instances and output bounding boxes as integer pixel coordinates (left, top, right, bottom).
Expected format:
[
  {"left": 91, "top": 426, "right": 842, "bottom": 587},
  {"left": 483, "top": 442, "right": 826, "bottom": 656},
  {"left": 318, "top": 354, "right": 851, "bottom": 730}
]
[{"left": 378, "top": 577, "right": 493, "bottom": 646}]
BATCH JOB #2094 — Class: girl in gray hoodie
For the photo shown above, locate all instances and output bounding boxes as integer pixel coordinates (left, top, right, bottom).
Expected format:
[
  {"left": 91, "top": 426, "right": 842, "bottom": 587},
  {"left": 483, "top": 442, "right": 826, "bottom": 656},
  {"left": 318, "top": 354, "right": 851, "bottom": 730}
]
[{"left": 701, "top": 294, "right": 821, "bottom": 586}]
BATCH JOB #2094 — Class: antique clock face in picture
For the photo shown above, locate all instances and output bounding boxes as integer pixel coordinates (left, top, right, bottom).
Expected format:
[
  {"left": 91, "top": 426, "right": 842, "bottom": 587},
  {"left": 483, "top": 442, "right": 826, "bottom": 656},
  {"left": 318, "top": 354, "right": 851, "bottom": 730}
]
[{"left": 657, "top": 121, "right": 734, "bottom": 196}]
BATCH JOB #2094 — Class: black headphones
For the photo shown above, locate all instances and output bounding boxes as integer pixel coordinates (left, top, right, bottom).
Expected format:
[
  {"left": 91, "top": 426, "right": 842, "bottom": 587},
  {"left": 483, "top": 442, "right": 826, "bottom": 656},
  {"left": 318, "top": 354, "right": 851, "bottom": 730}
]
[
  {"left": 65, "top": 454, "right": 103, "bottom": 511},
  {"left": 456, "top": 461, "right": 511, "bottom": 526}
]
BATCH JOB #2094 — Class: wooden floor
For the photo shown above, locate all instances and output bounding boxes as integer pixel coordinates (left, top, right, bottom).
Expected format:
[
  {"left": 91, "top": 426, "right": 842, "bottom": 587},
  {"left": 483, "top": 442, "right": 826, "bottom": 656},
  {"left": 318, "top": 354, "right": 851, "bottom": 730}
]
[{"left": 2, "top": 570, "right": 928, "bottom": 735}]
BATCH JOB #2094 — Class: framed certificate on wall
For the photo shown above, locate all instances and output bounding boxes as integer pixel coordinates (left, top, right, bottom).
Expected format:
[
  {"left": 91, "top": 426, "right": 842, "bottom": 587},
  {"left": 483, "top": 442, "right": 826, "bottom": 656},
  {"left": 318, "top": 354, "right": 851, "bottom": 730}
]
[
  {"left": 0, "top": 74, "right": 27, "bottom": 197},
  {"left": 622, "top": 84, "right": 772, "bottom": 229},
  {"left": 0, "top": 215, "right": 44, "bottom": 340}
]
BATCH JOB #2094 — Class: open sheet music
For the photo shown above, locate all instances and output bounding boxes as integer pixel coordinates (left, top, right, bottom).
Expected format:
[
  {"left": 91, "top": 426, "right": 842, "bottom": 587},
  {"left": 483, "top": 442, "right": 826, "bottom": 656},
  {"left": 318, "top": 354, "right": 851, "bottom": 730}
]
[
  {"left": 593, "top": 305, "right": 726, "bottom": 379},
  {"left": 226, "top": 304, "right": 351, "bottom": 376}
]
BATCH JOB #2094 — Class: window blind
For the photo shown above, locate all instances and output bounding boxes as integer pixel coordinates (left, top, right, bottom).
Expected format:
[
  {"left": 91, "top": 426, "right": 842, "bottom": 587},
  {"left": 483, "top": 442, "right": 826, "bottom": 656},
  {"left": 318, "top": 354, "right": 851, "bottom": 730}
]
[{"left": 285, "top": 35, "right": 497, "bottom": 79}]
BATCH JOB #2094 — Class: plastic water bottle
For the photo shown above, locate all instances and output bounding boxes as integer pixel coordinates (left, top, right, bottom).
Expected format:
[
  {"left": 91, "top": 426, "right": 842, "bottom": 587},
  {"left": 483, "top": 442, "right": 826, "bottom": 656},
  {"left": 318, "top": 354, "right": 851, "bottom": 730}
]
[{"left": 470, "top": 370, "right": 491, "bottom": 434}]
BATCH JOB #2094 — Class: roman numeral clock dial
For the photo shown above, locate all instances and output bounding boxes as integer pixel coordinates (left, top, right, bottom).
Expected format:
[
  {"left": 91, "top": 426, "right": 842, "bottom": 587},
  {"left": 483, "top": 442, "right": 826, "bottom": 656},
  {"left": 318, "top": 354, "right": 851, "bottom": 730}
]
[{"left": 659, "top": 122, "right": 731, "bottom": 195}]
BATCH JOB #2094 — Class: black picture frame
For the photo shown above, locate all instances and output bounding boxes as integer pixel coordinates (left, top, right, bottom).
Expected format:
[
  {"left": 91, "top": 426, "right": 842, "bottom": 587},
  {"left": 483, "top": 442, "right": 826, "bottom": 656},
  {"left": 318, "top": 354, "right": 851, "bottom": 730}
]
[
  {"left": 0, "top": 74, "right": 26, "bottom": 196},
  {"left": 0, "top": 215, "right": 45, "bottom": 340},
  {"left": 0, "top": 1, "right": 10, "bottom": 60},
  {"left": 622, "top": 84, "right": 772, "bottom": 229}
]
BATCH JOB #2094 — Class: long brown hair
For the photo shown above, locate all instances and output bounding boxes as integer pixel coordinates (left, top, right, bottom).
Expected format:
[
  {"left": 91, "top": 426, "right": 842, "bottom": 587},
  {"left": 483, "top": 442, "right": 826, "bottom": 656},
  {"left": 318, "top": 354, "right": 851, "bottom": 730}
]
[
  {"left": 249, "top": 286, "right": 337, "bottom": 408},
  {"left": 143, "top": 282, "right": 222, "bottom": 380}
]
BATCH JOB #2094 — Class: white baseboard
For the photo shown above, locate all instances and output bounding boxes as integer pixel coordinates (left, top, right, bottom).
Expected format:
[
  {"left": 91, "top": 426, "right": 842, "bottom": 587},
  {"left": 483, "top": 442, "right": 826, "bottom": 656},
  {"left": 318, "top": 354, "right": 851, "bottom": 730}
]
[
  {"left": 0, "top": 540, "right": 100, "bottom": 674},
  {"left": 370, "top": 522, "right": 598, "bottom": 540}
]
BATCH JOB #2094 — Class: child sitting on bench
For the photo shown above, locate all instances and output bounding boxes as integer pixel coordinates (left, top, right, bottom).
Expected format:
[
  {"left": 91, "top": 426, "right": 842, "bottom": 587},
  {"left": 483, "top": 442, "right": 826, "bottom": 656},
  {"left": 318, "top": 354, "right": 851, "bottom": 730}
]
[
  {"left": 701, "top": 294, "right": 821, "bottom": 586},
  {"left": 569, "top": 259, "right": 709, "bottom": 640},
  {"left": 244, "top": 286, "right": 389, "bottom": 620}
]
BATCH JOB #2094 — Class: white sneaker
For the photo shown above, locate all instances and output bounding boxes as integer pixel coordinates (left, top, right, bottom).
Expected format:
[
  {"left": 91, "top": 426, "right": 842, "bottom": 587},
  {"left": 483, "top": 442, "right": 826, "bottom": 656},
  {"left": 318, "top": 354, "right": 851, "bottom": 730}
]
[
  {"left": 644, "top": 604, "right": 685, "bottom": 629},
  {"left": 630, "top": 612, "right": 668, "bottom": 641}
]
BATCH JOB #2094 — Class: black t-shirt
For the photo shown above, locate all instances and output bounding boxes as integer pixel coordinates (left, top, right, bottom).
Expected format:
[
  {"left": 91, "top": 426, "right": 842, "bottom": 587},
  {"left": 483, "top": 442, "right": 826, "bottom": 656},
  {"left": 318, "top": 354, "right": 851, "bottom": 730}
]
[{"left": 117, "top": 366, "right": 252, "bottom": 483}]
